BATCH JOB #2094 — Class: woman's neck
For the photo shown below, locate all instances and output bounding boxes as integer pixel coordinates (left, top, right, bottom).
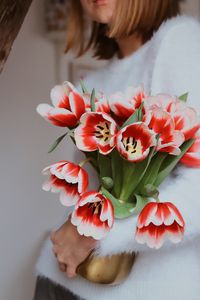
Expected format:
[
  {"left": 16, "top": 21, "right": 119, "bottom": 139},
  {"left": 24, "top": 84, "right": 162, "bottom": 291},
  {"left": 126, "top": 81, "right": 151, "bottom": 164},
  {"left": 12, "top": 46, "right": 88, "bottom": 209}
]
[{"left": 117, "top": 33, "right": 143, "bottom": 58}]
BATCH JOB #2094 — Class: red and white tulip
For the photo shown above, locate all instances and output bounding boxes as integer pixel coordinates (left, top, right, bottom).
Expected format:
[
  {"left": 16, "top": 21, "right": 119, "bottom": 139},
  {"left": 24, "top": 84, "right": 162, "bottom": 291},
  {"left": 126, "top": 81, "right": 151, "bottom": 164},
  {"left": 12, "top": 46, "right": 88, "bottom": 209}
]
[
  {"left": 83, "top": 91, "right": 110, "bottom": 114},
  {"left": 116, "top": 122, "right": 156, "bottom": 162},
  {"left": 144, "top": 108, "right": 185, "bottom": 155},
  {"left": 135, "top": 202, "right": 185, "bottom": 249},
  {"left": 74, "top": 112, "right": 117, "bottom": 154},
  {"left": 181, "top": 135, "right": 200, "bottom": 167},
  {"left": 109, "top": 85, "right": 145, "bottom": 121},
  {"left": 71, "top": 191, "right": 114, "bottom": 240},
  {"left": 36, "top": 82, "right": 85, "bottom": 127},
  {"left": 144, "top": 94, "right": 200, "bottom": 141},
  {"left": 42, "top": 161, "right": 88, "bottom": 206},
  {"left": 168, "top": 101, "right": 200, "bottom": 140},
  {"left": 144, "top": 94, "right": 176, "bottom": 113}
]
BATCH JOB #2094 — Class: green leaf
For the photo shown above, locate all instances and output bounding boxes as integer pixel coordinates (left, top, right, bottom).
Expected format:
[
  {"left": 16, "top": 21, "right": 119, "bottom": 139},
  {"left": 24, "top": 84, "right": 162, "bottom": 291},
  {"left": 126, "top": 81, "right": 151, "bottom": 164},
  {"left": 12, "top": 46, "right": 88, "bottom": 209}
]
[
  {"left": 98, "top": 153, "right": 112, "bottom": 178},
  {"left": 101, "top": 187, "right": 150, "bottom": 218},
  {"left": 121, "top": 109, "right": 139, "bottom": 128},
  {"left": 155, "top": 139, "right": 195, "bottom": 187},
  {"left": 121, "top": 103, "right": 143, "bottom": 128},
  {"left": 84, "top": 151, "right": 99, "bottom": 173},
  {"left": 90, "top": 88, "right": 96, "bottom": 112},
  {"left": 132, "top": 194, "right": 149, "bottom": 215},
  {"left": 179, "top": 92, "right": 188, "bottom": 102},
  {"left": 111, "top": 150, "right": 124, "bottom": 198},
  {"left": 119, "top": 146, "right": 156, "bottom": 201},
  {"left": 101, "top": 187, "right": 136, "bottom": 219},
  {"left": 101, "top": 177, "right": 113, "bottom": 190},
  {"left": 137, "top": 102, "right": 144, "bottom": 121},
  {"left": 135, "top": 152, "right": 167, "bottom": 193},
  {"left": 48, "top": 132, "right": 68, "bottom": 153},
  {"left": 119, "top": 159, "right": 136, "bottom": 200},
  {"left": 80, "top": 79, "right": 88, "bottom": 94}
]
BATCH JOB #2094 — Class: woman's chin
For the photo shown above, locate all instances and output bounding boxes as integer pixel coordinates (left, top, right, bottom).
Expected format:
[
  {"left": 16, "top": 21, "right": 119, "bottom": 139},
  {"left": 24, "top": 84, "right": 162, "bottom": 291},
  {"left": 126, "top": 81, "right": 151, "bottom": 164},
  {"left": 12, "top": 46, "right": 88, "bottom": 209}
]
[{"left": 91, "top": 11, "right": 113, "bottom": 24}]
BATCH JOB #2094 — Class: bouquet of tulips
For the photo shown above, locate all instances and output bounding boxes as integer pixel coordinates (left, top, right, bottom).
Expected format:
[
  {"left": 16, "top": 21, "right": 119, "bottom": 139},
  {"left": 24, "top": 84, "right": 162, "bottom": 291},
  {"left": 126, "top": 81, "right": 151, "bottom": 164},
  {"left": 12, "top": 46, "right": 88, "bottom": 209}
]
[{"left": 37, "top": 81, "right": 200, "bottom": 249}]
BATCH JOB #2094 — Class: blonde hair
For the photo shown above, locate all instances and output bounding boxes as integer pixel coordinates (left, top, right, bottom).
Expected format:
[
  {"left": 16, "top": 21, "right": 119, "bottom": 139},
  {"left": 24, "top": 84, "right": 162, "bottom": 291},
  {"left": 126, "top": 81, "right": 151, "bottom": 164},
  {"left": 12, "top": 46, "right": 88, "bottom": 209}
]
[{"left": 65, "top": 0, "right": 181, "bottom": 59}]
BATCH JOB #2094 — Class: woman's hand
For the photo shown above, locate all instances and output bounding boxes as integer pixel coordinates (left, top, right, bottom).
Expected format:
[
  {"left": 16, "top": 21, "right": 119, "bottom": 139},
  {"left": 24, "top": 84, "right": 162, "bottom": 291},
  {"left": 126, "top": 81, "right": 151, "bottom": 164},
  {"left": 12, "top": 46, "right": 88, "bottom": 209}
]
[{"left": 50, "top": 217, "right": 97, "bottom": 278}]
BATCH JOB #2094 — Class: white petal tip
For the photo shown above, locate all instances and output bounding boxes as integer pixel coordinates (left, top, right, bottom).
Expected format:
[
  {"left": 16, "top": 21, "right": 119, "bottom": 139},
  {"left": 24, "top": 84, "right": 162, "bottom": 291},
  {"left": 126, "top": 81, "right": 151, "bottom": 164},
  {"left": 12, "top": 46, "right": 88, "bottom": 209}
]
[{"left": 36, "top": 103, "right": 51, "bottom": 117}]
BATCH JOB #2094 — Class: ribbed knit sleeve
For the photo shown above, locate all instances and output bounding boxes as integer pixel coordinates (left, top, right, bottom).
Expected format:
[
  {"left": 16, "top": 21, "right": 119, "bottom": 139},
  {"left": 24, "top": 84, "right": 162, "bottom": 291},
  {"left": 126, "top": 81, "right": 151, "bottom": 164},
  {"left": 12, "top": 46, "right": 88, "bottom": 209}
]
[{"left": 150, "top": 16, "right": 200, "bottom": 243}]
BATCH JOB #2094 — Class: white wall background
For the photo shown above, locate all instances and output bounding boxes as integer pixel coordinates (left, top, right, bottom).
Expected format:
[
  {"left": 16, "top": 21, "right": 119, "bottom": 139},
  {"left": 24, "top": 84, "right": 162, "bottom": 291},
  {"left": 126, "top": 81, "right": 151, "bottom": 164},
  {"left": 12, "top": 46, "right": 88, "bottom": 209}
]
[
  {"left": 0, "top": 1, "right": 199, "bottom": 300},
  {"left": 181, "top": 0, "right": 200, "bottom": 16},
  {"left": 0, "top": 1, "right": 65, "bottom": 299}
]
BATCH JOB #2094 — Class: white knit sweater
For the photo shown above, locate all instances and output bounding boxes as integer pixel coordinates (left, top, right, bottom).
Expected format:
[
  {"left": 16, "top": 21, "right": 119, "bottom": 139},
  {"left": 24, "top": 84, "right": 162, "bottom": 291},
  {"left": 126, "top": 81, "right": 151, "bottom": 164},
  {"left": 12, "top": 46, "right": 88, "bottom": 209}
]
[{"left": 36, "top": 16, "right": 200, "bottom": 300}]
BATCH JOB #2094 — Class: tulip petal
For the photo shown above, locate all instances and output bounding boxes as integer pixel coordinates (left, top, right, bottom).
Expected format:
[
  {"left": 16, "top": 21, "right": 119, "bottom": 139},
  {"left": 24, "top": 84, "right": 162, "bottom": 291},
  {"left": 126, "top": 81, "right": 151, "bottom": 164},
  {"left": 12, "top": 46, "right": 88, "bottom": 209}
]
[
  {"left": 49, "top": 108, "right": 77, "bottom": 127},
  {"left": 180, "top": 136, "right": 200, "bottom": 167},
  {"left": 95, "top": 93, "right": 110, "bottom": 114},
  {"left": 110, "top": 97, "right": 134, "bottom": 119},
  {"left": 50, "top": 85, "right": 70, "bottom": 109},
  {"left": 71, "top": 210, "right": 109, "bottom": 240},
  {"left": 100, "top": 199, "right": 114, "bottom": 227},
  {"left": 74, "top": 112, "right": 117, "bottom": 154},
  {"left": 60, "top": 184, "right": 80, "bottom": 206},
  {"left": 78, "top": 168, "right": 89, "bottom": 194},
  {"left": 167, "top": 222, "right": 184, "bottom": 243},
  {"left": 41, "top": 161, "right": 89, "bottom": 206},
  {"left": 144, "top": 94, "right": 176, "bottom": 113},
  {"left": 145, "top": 109, "right": 174, "bottom": 138},
  {"left": 135, "top": 202, "right": 185, "bottom": 249},
  {"left": 116, "top": 122, "right": 156, "bottom": 162},
  {"left": 46, "top": 161, "right": 68, "bottom": 179},
  {"left": 110, "top": 85, "right": 145, "bottom": 120},
  {"left": 181, "top": 153, "right": 200, "bottom": 167},
  {"left": 137, "top": 202, "right": 157, "bottom": 228},
  {"left": 166, "top": 202, "right": 185, "bottom": 227},
  {"left": 61, "top": 163, "right": 80, "bottom": 183},
  {"left": 37, "top": 103, "right": 77, "bottom": 127},
  {"left": 71, "top": 191, "right": 114, "bottom": 240},
  {"left": 78, "top": 191, "right": 99, "bottom": 206},
  {"left": 69, "top": 91, "right": 86, "bottom": 119},
  {"left": 36, "top": 103, "right": 52, "bottom": 118},
  {"left": 74, "top": 125, "right": 97, "bottom": 152},
  {"left": 42, "top": 175, "right": 60, "bottom": 192},
  {"left": 168, "top": 102, "right": 200, "bottom": 140}
]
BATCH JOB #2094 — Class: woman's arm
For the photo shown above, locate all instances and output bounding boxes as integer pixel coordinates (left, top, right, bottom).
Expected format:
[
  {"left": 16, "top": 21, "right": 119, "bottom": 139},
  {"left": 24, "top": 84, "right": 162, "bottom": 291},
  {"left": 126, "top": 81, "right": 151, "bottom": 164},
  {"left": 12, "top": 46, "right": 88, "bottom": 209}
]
[{"left": 151, "top": 16, "right": 200, "bottom": 241}]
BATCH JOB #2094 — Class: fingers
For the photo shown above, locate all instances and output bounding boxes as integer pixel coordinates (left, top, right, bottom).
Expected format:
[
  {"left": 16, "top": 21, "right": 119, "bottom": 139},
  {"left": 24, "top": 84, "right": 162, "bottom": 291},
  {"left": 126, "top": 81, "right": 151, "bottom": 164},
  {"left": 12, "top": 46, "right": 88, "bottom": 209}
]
[
  {"left": 58, "top": 258, "right": 77, "bottom": 278},
  {"left": 65, "top": 264, "right": 77, "bottom": 278},
  {"left": 52, "top": 245, "right": 77, "bottom": 278},
  {"left": 59, "top": 262, "right": 77, "bottom": 278},
  {"left": 52, "top": 244, "right": 60, "bottom": 257},
  {"left": 50, "top": 231, "right": 56, "bottom": 243},
  {"left": 51, "top": 231, "right": 62, "bottom": 245},
  {"left": 59, "top": 262, "right": 66, "bottom": 272}
]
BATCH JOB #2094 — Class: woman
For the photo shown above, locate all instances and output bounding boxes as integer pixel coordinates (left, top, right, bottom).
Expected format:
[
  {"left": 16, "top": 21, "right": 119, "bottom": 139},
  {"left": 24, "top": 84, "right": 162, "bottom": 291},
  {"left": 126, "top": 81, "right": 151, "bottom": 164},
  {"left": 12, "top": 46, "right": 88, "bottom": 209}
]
[{"left": 34, "top": 1, "right": 200, "bottom": 299}]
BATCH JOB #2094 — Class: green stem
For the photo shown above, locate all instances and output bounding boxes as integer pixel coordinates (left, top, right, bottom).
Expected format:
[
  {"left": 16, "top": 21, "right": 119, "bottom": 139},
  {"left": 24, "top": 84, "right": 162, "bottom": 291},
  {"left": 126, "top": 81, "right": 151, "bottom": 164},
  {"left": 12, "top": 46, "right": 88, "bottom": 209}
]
[
  {"left": 100, "top": 186, "right": 136, "bottom": 219},
  {"left": 79, "top": 157, "right": 94, "bottom": 167},
  {"left": 111, "top": 150, "right": 123, "bottom": 198},
  {"left": 154, "top": 139, "right": 195, "bottom": 187},
  {"left": 84, "top": 151, "right": 99, "bottom": 173},
  {"left": 135, "top": 152, "right": 167, "bottom": 194},
  {"left": 119, "top": 146, "right": 156, "bottom": 201}
]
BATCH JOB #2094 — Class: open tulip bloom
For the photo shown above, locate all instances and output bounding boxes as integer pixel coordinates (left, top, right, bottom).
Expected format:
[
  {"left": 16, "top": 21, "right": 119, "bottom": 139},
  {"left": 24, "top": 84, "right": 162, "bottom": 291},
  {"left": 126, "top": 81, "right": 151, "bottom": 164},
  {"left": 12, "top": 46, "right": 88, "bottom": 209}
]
[
  {"left": 37, "top": 82, "right": 200, "bottom": 248},
  {"left": 42, "top": 161, "right": 89, "bottom": 206}
]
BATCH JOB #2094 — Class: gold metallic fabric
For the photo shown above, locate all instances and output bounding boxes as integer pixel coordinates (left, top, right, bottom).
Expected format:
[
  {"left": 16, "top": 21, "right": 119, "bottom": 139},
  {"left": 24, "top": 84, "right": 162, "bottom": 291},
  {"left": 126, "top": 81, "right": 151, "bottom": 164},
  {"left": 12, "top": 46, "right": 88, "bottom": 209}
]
[{"left": 77, "top": 252, "right": 136, "bottom": 285}]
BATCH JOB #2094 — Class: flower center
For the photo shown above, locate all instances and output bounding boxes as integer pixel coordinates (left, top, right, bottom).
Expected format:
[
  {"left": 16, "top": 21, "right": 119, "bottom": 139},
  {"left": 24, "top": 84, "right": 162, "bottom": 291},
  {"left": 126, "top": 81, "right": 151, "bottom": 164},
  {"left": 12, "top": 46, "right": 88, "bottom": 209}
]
[
  {"left": 88, "top": 201, "right": 103, "bottom": 215},
  {"left": 122, "top": 137, "right": 142, "bottom": 156},
  {"left": 94, "top": 121, "right": 111, "bottom": 143}
]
